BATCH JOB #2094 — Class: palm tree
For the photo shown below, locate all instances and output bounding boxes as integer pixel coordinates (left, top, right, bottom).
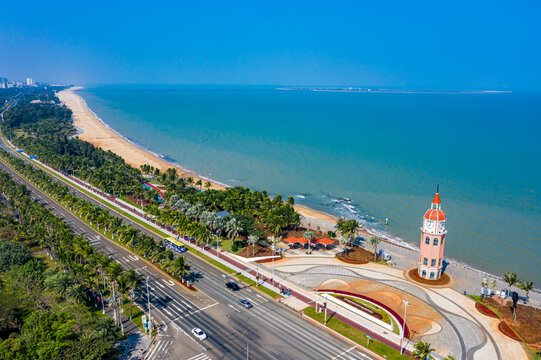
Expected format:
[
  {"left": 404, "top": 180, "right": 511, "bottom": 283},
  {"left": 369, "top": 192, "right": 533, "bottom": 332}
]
[
  {"left": 168, "top": 256, "right": 191, "bottom": 281},
  {"left": 204, "top": 181, "right": 211, "bottom": 190},
  {"left": 443, "top": 356, "right": 456, "bottom": 360},
  {"left": 303, "top": 231, "right": 315, "bottom": 253},
  {"left": 369, "top": 237, "right": 381, "bottom": 261},
  {"left": 92, "top": 316, "right": 117, "bottom": 341},
  {"left": 247, "top": 235, "right": 258, "bottom": 256},
  {"left": 335, "top": 218, "right": 360, "bottom": 252},
  {"left": 123, "top": 269, "right": 144, "bottom": 319},
  {"left": 411, "top": 341, "right": 435, "bottom": 360},
  {"left": 45, "top": 272, "right": 74, "bottom": 299},
  {"left": 67, "top": 283, "right": 87, "bottom": 303},
  {"left": 225, "top": 218, "right": 243, "bottom": 240},
  {"left": 517, "top": 280, "right": 533, "bottom": 305},
  {"left": 503, "top": 271, "right": 518, "bottom": 297}
]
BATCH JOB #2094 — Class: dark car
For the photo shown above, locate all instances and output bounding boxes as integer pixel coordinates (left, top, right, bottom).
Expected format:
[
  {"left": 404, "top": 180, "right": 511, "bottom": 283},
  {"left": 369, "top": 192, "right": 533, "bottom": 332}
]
[
  {"left": 225, "top": 282, "right": 240, "bottom": 291},
  {"left": 237, "top": 299, "right": 253, "bottom": 308}
]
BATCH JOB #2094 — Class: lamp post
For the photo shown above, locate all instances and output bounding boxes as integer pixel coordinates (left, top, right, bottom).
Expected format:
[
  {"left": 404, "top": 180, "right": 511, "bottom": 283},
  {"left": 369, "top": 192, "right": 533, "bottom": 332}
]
[
  {"left": 324, "top": 293, "right": 328, "bottom": 324},
  {"left": 400, "top": 300, "right": 410, "bottom": 354},
  {"left": 146, "top": 276, "right": 152, "bottom": 336},
  {"left": 271, "top": 243, "right": 275, "bottom": 286}
]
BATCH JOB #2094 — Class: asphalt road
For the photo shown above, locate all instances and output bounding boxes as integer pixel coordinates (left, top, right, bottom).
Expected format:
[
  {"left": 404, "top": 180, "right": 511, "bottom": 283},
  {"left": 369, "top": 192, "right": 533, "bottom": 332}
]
[{"left": 0, "top": 134, "right": 378, "bottom": 360}]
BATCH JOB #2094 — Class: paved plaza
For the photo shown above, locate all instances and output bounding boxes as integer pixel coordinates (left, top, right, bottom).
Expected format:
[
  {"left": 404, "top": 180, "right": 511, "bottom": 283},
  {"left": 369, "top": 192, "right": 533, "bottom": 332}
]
[{"left": 258, "top": 256, "right": 528, "bottom": 360}]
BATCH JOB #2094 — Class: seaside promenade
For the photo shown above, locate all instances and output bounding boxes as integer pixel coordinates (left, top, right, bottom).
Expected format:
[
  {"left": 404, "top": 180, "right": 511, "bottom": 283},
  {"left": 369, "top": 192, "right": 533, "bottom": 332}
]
[{"left": 4, "top": 139, "right": 530, "bottom": 360}]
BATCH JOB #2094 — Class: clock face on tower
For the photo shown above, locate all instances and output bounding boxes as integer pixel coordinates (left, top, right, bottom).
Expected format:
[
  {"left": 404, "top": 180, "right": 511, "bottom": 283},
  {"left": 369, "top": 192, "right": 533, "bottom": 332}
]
[
  {"left": 424, "top": 220, "right": 435, "bottom": 233},
  {"left": 438, "top": 221, "right": 446, "bottom": 234}
]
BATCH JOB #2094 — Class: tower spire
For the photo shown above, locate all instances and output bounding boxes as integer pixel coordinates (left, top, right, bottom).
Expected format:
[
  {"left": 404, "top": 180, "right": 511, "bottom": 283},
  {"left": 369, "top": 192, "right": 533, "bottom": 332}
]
[{"left": 437, "top": 183, "right": 439, "bottom": 194}]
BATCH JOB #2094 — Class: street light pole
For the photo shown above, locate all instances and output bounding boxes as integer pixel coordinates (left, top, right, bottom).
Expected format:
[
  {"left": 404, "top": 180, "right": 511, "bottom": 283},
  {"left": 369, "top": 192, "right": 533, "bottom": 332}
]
[
  {"left": 324, "top": 294, "right": 328, "bottom": 324},
  {"left": 400, "top": 300, "right": 410, "bottom": 354},
  {"left": 146, "top": 276, "right": 152, "bottom": 336}
]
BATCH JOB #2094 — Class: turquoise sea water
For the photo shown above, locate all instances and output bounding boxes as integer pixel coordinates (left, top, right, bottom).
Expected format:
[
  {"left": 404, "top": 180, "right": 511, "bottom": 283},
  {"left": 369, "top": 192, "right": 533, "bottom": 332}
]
[{"left": 79, "top": 85, "right": 541, "bottom": 284}]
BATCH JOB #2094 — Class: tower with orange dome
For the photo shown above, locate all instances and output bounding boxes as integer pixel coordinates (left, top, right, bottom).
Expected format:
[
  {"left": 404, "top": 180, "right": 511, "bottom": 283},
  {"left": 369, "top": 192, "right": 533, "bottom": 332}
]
[{"left": 418, "top": 188, "right": 447, "bottom": 280}]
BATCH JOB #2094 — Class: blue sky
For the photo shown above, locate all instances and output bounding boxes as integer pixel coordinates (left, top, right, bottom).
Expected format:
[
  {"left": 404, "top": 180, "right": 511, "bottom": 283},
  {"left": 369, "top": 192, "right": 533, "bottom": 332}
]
[{"left": 1, "top": 1, "right": 539, "bottom": 89}]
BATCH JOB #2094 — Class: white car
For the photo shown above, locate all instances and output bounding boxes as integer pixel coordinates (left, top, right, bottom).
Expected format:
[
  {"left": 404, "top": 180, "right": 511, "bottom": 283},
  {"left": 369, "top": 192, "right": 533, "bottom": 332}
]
[{"left": 192, "top": 327, "right": 207, "bottom": 340}]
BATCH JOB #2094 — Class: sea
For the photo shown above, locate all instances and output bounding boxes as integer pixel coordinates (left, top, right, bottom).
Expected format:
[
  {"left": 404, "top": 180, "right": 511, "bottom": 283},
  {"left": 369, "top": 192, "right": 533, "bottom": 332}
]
[{"left": 78, "top": 85, "right": 541, "bottom": 285}]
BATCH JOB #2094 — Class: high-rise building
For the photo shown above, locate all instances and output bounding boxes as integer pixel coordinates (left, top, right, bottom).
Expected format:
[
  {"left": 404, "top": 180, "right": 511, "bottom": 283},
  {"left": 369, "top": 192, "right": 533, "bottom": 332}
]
[
  {"left": 26, "top": 77, "right": 34, "bottom": 86},
  {"left": 418, "top": 188, "right": 447, "bottom": 280}
]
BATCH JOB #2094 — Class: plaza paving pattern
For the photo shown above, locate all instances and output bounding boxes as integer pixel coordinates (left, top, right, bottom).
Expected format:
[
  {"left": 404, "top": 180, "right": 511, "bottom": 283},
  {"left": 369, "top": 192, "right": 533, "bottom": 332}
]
[{"left": 266, "top": 257, "right": 527, "bottom": 360}]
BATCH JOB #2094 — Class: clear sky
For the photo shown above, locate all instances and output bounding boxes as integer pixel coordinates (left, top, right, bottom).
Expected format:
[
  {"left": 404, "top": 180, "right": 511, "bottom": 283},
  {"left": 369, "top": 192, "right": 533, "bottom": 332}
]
[{"left": 1, "top": 1, "right": 539, "bottom": 89}]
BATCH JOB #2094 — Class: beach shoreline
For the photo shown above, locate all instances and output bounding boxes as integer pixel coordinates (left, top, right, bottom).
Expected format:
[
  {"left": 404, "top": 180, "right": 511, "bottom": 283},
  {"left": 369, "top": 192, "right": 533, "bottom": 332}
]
[
  {"left": 56, "top": 87, "right": 337, "bottom": 223},
  {"left": 54, "top": 87, "right": 541, "bottom": 304}
]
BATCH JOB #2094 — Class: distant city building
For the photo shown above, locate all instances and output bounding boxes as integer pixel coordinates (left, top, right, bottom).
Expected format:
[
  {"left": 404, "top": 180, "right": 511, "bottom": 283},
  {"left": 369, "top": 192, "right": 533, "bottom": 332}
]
[
  {"left": 26, "top": 77, "right": 34, "bottom": 86},
  {"left": 418, "top": 189, "right": 447, "bottom": 280},
  {"left": 0, "top": 77, "right": 7, "bottom": 88},
  {"left": 16, "top": 81, "right": 23, "bottom": 87}
]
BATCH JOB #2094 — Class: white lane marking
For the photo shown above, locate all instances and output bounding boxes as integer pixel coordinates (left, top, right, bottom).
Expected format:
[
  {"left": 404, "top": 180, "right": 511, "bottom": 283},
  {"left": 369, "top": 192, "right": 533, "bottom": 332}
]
[
  {"left": 169, "top": 302, "right": 218, "bottom": 322},
  {"left": 256, "top": 294, "right": 263, "bottom": 299},
  {"left": 163, "top": 279, "right": 175, "bottom": 287},
  {"left": 346, "top": 350, "right": 370, "bottom": 359},
  {"left": 144, "top": 340, "right": 161, "bottom": 360},
  {"left": 122, "top": 256, "right": 130, "bottom": 262},
  {"left": 157, "top": 282, "right": 166, "bottom": 289},
  {"left": 178, "top": 299, "right": 192, "bottom": 309},
  {"left": 128, "top": 255, "right": 139, "bottom": 261},
  {"left": 187, "top": 353, "right": 211, "bottom": 360},
  {"left": 331, "top": 346, "right": 356, "bottom": 360},
  {"left": 228, "top": 304, "right": 240, "bottom": 312},
  {"left": 171, "top": 304, "right": 184, "bottom": 313},
  {"left": 150, "top": 340, "right": 168, "bottom": 360}
]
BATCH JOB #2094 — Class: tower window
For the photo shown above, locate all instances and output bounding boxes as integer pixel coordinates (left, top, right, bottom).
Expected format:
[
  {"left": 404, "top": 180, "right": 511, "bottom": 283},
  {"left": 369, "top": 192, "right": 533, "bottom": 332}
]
[
  {"left": 423, "top": 257, "right": 428, "bottom": 265},
  {"left": 438, "top": 258, "right": 441, "bottom": 266},
  {"left": 425, "top": 237, "right": 430, "bottom": 245},
  {"left": 422, "top": 270, "right": 426, "bottom": 277},
  {"left": 431, "top": 259, "right": 436, "bottom": 266},
  {"left": 430, "top": 272, "right": 435, "bottom": 279},
  {"left": 433, "top": 238, "right": 438, "bottom": 246},
  {"left": 442, "top": 238, "right": 444, "bottom": 245}
]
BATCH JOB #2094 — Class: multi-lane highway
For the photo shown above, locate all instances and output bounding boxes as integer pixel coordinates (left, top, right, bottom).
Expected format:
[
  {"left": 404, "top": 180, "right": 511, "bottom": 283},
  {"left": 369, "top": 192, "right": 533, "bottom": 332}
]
[{"left": 0, "top": 132, "right": 378, "bottom": 360}]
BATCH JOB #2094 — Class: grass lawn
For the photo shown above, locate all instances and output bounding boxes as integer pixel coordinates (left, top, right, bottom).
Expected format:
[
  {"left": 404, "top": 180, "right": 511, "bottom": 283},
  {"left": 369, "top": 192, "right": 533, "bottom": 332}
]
[
  {"left": 303, "top": 307, "right": 410, "bottom": 360},
  {"left": 121, "top": 299, "right": 146, "bottom": 332}
]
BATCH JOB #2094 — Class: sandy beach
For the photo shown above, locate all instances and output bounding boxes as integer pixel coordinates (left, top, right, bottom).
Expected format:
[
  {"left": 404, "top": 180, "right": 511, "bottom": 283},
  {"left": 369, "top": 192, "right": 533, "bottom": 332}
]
[{"left": 56, "top": 87, "right": 337, "bottom": 223}]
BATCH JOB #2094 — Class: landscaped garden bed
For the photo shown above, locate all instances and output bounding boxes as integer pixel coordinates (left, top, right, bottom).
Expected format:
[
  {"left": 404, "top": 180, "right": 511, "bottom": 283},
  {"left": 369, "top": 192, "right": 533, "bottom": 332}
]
[
  {"left": 407, "top": 268, "right": 451, "bottom": 286},
  {"left": 475, "top": 302, "right": 498, "bottom": 318},
  {"left": 336, "top": 246, "right": 375, "bottom": 264},
  {"left": 498, "top": 321, "right": 521, "bottom": 341}
]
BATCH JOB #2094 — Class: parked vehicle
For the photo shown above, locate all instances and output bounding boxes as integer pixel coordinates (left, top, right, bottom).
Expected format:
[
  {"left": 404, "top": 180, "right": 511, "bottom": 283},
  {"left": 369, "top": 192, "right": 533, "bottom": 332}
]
[
  {"left": 378, "top": 249, "right": 392, "bottom": 261},
  {"left": 237, "top": 299, "right": 253, "bottom": 308},
  {"left": 192, "top": 327, "right": 207, "bottom": 340},
  {"left": 226, "top": 282, "right": 240, "bottom": 291}
]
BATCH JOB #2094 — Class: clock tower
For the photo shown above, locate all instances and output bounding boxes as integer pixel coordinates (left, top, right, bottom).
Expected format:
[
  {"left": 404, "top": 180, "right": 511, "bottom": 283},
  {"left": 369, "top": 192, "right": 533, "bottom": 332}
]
[{"left": 418, "top": 189, "right": 447, "bottom": 280}]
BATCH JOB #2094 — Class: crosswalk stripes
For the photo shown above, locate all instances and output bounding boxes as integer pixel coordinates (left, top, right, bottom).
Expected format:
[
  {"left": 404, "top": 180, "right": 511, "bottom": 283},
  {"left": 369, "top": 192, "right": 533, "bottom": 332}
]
[
  {"left": 186, "top": 352, "right": 211, "bottom": 360},
  {"left": 144, "top": 339, "right": 172, "bottom": 360},
  {"left": 89, "top": 236, "right": 100, "bottom": 247}
]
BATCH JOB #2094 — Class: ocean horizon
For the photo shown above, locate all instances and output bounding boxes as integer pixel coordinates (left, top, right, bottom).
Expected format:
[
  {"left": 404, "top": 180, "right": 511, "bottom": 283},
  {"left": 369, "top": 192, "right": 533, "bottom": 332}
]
[{"left": 77, "top": 84, "right": 541, "bottom": 285}]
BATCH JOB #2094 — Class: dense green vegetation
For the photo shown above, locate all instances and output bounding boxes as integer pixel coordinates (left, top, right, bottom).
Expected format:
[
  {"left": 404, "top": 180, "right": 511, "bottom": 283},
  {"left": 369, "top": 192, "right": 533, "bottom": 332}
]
[
  {"left": 0, "top": 173, "right": 119, "bottom": 359},
  {"left": 1, "top": 87, "right": 301, "bottom": 251}
]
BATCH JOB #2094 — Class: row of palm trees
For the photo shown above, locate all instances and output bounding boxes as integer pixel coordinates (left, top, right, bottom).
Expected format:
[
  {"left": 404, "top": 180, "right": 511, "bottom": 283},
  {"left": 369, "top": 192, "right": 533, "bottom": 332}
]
[
  {"left": 0, "top": 169, "right": 142, "bottom": 336},
  {"left": 0, "top": 148, "right": 193, "bottom": 329},
  {"left": 502, "top": 271, "right": 534, "bottom": 305}
]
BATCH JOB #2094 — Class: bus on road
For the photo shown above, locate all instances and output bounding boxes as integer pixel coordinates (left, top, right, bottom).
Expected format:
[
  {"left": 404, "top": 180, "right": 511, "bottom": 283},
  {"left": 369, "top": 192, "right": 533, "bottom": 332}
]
[{"left": 164, "top": 237, "right": 186, "bottom": 253}]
